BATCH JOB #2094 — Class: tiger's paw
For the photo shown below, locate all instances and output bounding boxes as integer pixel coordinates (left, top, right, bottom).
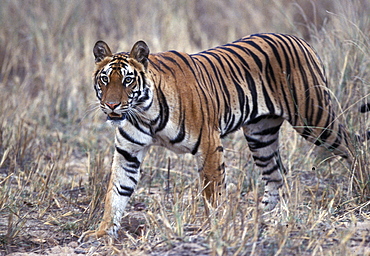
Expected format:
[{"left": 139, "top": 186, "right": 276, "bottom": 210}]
[
  {"left": 75, "top": 230, "right": 113, "bottom": 254},
  {"left": 78, "top": 229, "right": 109, "bottom": 244},
  {"left": 260, "top": 192, "right": 280, "bottom": 211}
]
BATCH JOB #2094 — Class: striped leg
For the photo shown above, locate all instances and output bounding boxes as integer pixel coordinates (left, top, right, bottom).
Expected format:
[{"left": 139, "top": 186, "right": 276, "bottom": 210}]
[
  {"left": 196, "top": 135, "right": 226, "bottom": 213},
  {"left": 79, "top": 144, "right": 147, "bottom": 241},
  {"left": 243, "top": 116, "right": 285, "bottom": 210},
  {"left": 100, "top": 145, "right": 147, "bottom": 235}
]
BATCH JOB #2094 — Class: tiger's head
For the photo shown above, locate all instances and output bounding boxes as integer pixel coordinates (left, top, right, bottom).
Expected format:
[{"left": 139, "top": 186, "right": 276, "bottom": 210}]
[{"left": 93, "top": 40, "right": 152, "bottom": 125}]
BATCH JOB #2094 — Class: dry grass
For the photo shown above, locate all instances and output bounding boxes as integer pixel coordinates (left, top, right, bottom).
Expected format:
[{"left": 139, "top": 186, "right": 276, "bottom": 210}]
[{"left": 0, "top": 0, "right": 369, "bottom": 255}]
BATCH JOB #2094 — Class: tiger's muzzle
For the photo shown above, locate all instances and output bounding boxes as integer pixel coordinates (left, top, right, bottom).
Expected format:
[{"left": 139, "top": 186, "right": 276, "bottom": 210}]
[{"left": 103, "top": 101, "right": 126, "bottom": 121}]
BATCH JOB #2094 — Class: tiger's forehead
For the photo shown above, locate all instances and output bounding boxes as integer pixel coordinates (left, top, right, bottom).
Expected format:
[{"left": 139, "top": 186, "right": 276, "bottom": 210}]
[
  {"left": 109, "top": 53, "right": 130, "bottom": 68},
  {"left": 100, "top": 53, "right": 135, "bottom": 75},
  {"left": 95, "top": 52, "right": 145, "bottom": 77}
]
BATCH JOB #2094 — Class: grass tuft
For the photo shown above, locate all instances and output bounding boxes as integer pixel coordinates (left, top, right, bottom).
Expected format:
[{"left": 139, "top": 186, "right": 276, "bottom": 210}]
[{"left": 0, "top": 0, "right": 369, "bottom": 255}]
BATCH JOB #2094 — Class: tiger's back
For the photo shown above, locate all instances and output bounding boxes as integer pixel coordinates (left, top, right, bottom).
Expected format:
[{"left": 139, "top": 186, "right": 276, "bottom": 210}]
[
  {"left": 147, "top": 33, "right": 352, "bottom": 159},
  {"left": 80, "top": 33, "right": 358, "bottom": 240}
]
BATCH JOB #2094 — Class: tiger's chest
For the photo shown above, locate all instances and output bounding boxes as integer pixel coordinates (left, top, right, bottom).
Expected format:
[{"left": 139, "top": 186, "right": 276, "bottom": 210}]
[{"left": 152, "top": 121, "right": 197, "bottom": 154}]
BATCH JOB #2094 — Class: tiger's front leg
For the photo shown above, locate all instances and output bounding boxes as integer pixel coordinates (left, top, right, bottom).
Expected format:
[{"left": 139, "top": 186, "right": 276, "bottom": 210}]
[
  {"left": 79, "top": 144, "right": 147, "bottom": 242},
  {"left": 197, "top": 135, "right": 226, "bottom": 215}
]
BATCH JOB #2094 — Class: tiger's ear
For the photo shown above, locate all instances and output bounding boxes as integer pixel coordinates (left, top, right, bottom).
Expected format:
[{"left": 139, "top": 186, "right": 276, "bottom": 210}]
[
  {"left": 93, "top": 41, "right": 112, "bottom": 63},
  {"left": 129, "top": 41, "right": 149, "bottom": 69}
]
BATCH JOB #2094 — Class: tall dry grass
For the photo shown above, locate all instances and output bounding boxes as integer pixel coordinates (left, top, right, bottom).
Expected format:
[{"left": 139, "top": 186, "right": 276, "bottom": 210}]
[{"left": 0, "top": 0, "right": 369, "bottom": 255}]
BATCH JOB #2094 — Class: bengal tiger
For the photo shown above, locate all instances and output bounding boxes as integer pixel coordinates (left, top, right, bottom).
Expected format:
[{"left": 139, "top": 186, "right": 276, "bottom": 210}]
[{"left": 80, "top": 33, "right": 364, "bottom": 240}]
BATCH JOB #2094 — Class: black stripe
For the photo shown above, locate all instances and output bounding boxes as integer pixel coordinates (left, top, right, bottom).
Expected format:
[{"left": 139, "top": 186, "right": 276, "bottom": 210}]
[
  {"left": 245, "top": 37, "right": 278, "bottom": 94},
  {"left": 166, "top": 51, "right": 199, "bottom": 81},
  {"left": 245, "top": 135, "right": 277, "bottom": 150},
  {"left": 253, "top": 153, "right": 275, "bottom": 162},
  {"left": 155, "top": 86, "right": 169, "bottom": 132},
  {"left": 215, "top": 146, "right": 224, "bottom": 152},
  {"left": 118, "top": 127, "right": 146, "bottom": 146},
  {"left": 224, "top": 43, "right": 258, "bottom": 69},
  {"left": 316, "top": 112, "right": 335, "bottom": 144},
  {"left": 129, "top": 176, "right": 138, "bottom": 185},
  {"left": 149, "top": 58, "right": 169, "bottom": 74},
  {"left": 192, "top": 56, "right": 219, "bottom": 107},
  {"left": 261, "top": 78, "right": 275, "bottom": 115},
  {"left": 191, "top": 127, "right": 202, "bottom": 155},
  {"left": 242, "top": 40, "right": 267, "bottom": 71},
  {"left": 245, "top": 70, "right": 258, "bottom": 120},
  {"left": 214, "top": 44, "right": 251, "bottom": 70},
  {"left": 215, "top": 52, "right": 247, "bottom": 127},
  {"left": 214, "top": 51, "right": 247, "bottom": 133},
  {"left": 115, "top": 146, "right": 140, "bottom": 168},
  {"left": 197, "top": 52, "right": 231, "bottom": 104},
  {"left": 301, "top": 126, "right": 313, "bottom": 140},
  {"left": 115, "top": 184, "right": 134, "bottom": 197},
  {"left": 285, "top": 35, "right": 312, "bottom": 122},
  {"left": 262, "top": 165, "right": 279, "bottom": 175},
  {"left": 120, "top": 185, "right": 134, "bottom": 193},
  {"left": 263, "top": 178, "right": 283, "bottom": 185},
  {"left": 123, "top": 166, "right": 139, "bottom": 174},
  {"left": 170, "top": 117, "right": 186, "bottom": 144},
  {"left": 112, "top": 56, "right": 127, "bottom": 61},
  {"left": 259, "top": 34, "right": 283, "bottom": 69},
  {"left": 273, "top": 34, "right": 297, "bottom": 124},
  {"left": 197, "top": 52, "right": 230, "bottom": 127},
  {"left": 256, "top": 162, "right": 269, "bottom": 168},
  {"left": 128, "top": 116, "right": 153, "bottom": 136},
  {"left": 297, "top": 53, "right": 312, "bottom": 121},
  {"left": 157, "top": 56, "right": 180, "bottom": 76},
  {"left": 253, "top": 125, "right": 281, "bottom": 136}
]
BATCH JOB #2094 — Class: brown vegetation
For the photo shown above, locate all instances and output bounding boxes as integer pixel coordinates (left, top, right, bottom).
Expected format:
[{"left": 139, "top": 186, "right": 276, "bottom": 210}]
[{"left": 0, "top": 0, "right": 369, "bottom": 255}]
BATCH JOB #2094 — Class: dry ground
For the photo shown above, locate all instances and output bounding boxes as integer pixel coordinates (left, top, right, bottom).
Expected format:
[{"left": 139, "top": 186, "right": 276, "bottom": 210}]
[{"left": 0, "top": 0, "right": 369, "bottom": 255}]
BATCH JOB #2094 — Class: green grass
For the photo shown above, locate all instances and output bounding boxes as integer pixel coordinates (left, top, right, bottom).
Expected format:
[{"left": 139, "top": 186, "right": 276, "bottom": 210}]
[{"left": 0, "top": 0, "right": 369, "bottom": 255}]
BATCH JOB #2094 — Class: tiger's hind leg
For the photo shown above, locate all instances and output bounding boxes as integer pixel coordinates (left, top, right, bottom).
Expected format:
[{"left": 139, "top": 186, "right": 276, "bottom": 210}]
[{"left": 243, "top": 116, "right": 286, "bottom": 210}]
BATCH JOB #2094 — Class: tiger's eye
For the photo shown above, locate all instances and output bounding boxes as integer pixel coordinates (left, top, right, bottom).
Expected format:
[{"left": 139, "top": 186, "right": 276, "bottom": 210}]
[
  {"left": 101, "top": 75, "right": 108, "bottom": 83},
  {"left": 124, "top": 77, "right": 133, "bottom": 85}
]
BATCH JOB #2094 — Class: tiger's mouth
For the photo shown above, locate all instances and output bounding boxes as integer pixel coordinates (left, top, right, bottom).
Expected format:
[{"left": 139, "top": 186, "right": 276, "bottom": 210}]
[{"left": 107, "top": 112, "right": 126, "bottom": 121}]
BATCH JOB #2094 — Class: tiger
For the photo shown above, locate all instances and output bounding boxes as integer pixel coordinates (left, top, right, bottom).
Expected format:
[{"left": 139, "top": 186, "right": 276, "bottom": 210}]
[{"left": 80, "top": 33, "right": 364, "bottom": 240}]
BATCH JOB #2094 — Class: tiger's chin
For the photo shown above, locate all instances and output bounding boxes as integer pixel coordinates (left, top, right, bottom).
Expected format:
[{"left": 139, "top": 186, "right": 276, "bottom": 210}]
[{"left": 106, "top": 113, "right": 126, "bottom": 126}]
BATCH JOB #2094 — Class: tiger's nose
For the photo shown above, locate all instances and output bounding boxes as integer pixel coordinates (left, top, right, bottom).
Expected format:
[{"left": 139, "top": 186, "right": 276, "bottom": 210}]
[{"left": 105, "top": 102, "right": 120, "bottom": 110}]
